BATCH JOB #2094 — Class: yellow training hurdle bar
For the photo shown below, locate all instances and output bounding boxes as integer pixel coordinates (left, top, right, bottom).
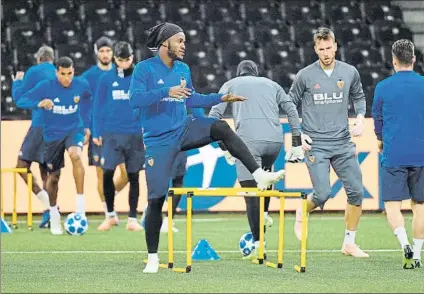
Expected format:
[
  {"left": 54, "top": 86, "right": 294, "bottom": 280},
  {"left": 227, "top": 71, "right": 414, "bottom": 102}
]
[
  {"left": 164, "top": 188, "right": 308, "bottom": 273},
  {"left": 1, "top": 168, "right": 33, "bottom": 230}
]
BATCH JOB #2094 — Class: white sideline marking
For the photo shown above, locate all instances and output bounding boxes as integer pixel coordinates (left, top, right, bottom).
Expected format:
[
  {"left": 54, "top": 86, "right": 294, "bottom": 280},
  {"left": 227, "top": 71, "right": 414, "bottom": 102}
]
[
  {"left": 10, "top": 215, "right": 396, "bottom": 225},
  {"left": 1, "top": 249, "right": 402, "bottom": 255},
  {"left": 10, "top": 218, "right": 230, "bottom": 224}
]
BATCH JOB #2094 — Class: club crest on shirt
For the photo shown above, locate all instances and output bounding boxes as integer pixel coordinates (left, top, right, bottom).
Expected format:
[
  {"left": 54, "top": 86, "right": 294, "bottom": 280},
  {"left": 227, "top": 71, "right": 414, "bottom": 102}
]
[
  {"left": 180, "top": 77, "right": 186, "bottom": 88},
  {"left": 147, "top": 157, "right": 154, "bottom": 166},
  {"left": 73, "top": 96, "right": 80, "bottom": 103},
  {"left": 308, "top": 155, "right": 316, "bottom": 163},
  {"left": 337, "top": 78, "right": 344, "bottom": 89}
]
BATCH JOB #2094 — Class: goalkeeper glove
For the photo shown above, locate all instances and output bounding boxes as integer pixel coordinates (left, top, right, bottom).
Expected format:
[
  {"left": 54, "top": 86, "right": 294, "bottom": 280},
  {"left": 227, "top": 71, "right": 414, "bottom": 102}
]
[{"left": 285, "top": 134, "right": 304, "bottom": 163}]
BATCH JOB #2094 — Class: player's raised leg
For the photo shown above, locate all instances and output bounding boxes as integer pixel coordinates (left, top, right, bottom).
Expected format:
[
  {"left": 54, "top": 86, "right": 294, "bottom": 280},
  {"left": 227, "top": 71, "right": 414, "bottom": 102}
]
[{"left": 183, "top": 118, "right": 285, "bottom": 190}]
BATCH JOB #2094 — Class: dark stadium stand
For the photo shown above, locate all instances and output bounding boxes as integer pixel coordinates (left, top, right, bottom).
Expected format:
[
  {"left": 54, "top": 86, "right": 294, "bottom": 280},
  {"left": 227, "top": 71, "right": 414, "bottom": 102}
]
[{"left": 2, "top": 0, "right": 423, "bottom": 119}]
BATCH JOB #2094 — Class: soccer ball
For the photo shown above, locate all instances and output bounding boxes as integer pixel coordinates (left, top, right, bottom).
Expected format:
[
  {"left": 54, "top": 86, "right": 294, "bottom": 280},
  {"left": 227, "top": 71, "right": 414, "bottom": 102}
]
[
  {"left": 64, "top": 213, "right": 88, "bottom": 236},
  {"left": 239, "top": 232, "right": 255, "bottom": 256}
]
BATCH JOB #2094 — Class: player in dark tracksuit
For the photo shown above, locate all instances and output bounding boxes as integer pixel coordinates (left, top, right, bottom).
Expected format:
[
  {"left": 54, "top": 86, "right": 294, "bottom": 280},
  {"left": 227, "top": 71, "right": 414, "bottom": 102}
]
[
  {"left": 129, "top": 22, "right": 286, "bottom": 273},
  {"left": 372, "top": 39, "right": 424, "bottom": 269},
  {"left": 93, "top": 42, "right": 144, "bottom": 232},
  {"left": 210, "top": 60, "right": 302, "bottom": 259},
  {"left": 81, "top": 37, "right": 128, "bottom": 218},
  {"left": 12, "top": 46, "right": 56, "bottom": 228},
  {"left": 17, "top": 57, "right": 91, "bottom": 236}
]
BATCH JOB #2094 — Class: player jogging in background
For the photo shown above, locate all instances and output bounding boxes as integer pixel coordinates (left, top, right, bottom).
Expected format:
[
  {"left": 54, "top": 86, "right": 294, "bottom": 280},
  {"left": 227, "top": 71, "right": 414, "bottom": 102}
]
[
  {"left": 81, "top": 36, "right": 128, "bottom": 219},
  {"left": 17, "top": 57, "right": 91, "bottom": 235},
  {"left": 289, "top": 27, "right": 369, "bottom": 258},
  {"left": 129, "top": 22, "right": 286, "bottom": 273},
  {"left": 11, "top": 46, "right": 56, "bottom": 228},
  {"left": 209, "top": 60, "right": 303, "bottom": 260},
  {"left": 93, "top": 42, "right": 144, "bottom": 232},
  {"left": 372, "top": 39, "right": 424, "bottom": 269}
]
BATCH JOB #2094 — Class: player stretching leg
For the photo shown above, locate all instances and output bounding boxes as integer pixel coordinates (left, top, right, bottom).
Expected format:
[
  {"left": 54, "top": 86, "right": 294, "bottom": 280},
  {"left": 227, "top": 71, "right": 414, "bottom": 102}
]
[
  {"left": 129, "top": 22, "right": 286, "bottom": 273},
  {"left": 17, "top": 57, "right": 91, "bottom": 235},
  {"left": 210, "top": 60, "right": 302, "bottom": 259},
  {"left": 141, "top": 108, "right": 205, "bottom": 233},
  {"left": 372, "top": 39, "right": 424, "bottom": 269},
  {"left": 93, "top": 42, "right": 144, "bottom": 232},
  {"left": 12, "top": 46, "right": 56, "bottom": 228},
  {"left": 81, "top": 37, "right": 128, "bottom": 222},
  {"left": 289, "top": 27, "right": 369, "bottom": 258}
]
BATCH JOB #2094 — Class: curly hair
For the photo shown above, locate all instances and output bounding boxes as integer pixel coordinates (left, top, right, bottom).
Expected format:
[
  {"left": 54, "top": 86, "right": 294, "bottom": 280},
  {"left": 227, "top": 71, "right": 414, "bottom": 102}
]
[{"left": 392, "top": 39, "right": 415, "bottom": 66}]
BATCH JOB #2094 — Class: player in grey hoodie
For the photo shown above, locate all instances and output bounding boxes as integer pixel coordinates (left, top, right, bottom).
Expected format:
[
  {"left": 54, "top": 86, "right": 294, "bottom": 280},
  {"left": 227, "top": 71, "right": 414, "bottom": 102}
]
[{"left": 209, "top": 60, "right": 303, "bottom": 259}]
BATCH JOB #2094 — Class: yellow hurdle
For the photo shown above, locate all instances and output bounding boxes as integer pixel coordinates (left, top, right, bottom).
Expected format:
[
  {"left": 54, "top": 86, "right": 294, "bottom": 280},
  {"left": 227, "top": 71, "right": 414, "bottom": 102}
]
[
  {"left": 165, "top": 188, "right": 308, "bottom": 274},
  {"left": 0, "top": 168, "right": 33, "bottom": 230}
]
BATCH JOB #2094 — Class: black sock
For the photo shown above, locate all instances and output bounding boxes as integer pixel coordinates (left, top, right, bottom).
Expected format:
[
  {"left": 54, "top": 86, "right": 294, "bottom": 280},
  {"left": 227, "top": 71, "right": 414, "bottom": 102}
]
[
  {"left": 265, "top": 197, "right": 270, "bottom": 213},
  {"left": 103, "top": 169, "right": 115, "bottom": 213},
  {"left": 263, "top": 167, "right": 272, "bottom": 212},
  {"left": 145, "top": 196, "right": 166, "bottom": 254},
  {"left": 241, "top": 180, "right": 262, "bottom": 242},
  {"left": 128, "top": 172, "right": 139, "bottom": 218},
  {"left": 171, "top": 176, "right": 184, "bottom": 218},
  {"left": 210, "top": 120, "right": 259, "bottom": 173}
]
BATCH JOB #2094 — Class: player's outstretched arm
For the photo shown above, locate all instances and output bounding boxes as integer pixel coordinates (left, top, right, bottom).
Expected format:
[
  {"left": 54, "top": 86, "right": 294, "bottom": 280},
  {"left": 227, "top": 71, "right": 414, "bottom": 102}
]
[
  {"left": 183, "top": 67, "right": 229, "bottom": 108},
  {"left": 16, "top": 80, "right": 49, "bottom": 110},
  {"left": 208, "top": 83, "right": 230, "bottom": 119},
  {"left": 129, "top": 63, "right": 171, "bottom": 109}
]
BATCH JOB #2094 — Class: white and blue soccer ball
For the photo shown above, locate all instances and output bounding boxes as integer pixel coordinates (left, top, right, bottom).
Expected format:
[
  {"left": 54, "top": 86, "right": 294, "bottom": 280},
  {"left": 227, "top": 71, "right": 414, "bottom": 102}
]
[
  {"left": 64, "top": 213, "right": 88, "bottom": 236},
  {"left": 239, "top": 232, "right": 255, "bottom": 256}
]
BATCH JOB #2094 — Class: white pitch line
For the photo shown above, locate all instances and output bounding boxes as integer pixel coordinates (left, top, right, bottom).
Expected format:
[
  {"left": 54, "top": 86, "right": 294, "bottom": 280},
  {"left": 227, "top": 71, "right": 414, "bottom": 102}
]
[
  {"left": 10, "top": 218, "right": 230, "bottom": 225},
  {"left": 9, "top": 215, "right": 398, "bottom": 225},
  {"left": 1, "top": 249, "right": 402, "bottom": 255}
]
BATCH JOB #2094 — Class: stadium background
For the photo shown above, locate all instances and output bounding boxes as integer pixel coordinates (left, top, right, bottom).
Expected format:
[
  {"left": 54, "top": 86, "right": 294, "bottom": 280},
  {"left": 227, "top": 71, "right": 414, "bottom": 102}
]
[{"left": 1, "top": 0, "right": 423, "bottom": 213}]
